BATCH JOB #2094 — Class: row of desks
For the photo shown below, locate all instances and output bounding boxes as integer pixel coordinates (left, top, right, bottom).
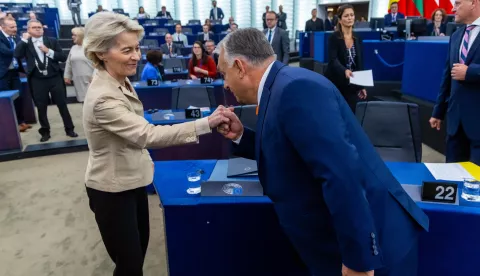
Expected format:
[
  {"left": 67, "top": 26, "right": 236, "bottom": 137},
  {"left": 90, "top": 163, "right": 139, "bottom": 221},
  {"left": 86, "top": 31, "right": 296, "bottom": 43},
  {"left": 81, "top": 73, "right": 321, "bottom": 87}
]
[{"left": 144, "top": 32, "right": 228, "bottom": 46}]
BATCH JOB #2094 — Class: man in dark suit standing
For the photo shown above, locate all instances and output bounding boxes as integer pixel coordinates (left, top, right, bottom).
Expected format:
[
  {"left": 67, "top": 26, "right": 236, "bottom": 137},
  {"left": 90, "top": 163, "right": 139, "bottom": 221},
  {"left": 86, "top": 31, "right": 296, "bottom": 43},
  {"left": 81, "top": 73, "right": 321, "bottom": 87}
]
[
  {"left": 264, "top": 11, "right": 289, "bottom": 64},
  {"left": 0, "top": 17, "right": 30, "bottom": 132},
  {"left": 209, "top": 1, "right": 224, "bottom": 21},
  {"left": 277, "top": 5, "right": 287, "bottom": 30},
  {"left": 160, "top": 33, "right": 181, "bottom": 56},
  {"left": 15, "top": 19, "right": 77, "bottom": 142},
  {"left": 156, "top": 6, "right": 172, "bottom": 19},
  {"left": 262, "top": 6, "right": 270, "bottom": 30},
  {"left": 384, "top": 2, "right": 405, "bottom": 27},
  {"left": 430, "top": 0, "right": 480, "bottom": 165},
  {"left": 205, "top": 39, "right": 218, "bottom": 64},
  {"left": 215, "top": 28, "right": 429, "bottom": 276},
  {"left": 305, "top": 8, "right": 324, "bottom": 32},
  {"left": 198, "top": 24, "right": 214, "bottom": 44},
  {"left": 325, "top": 11, "right": 337, "bottom": 31}
]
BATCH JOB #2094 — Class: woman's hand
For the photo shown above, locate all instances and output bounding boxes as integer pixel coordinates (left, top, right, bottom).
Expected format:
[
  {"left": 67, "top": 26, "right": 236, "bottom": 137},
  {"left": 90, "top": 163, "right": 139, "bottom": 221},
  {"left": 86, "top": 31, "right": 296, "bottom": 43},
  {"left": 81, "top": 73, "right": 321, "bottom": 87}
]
[
  {"left": 190, "top": 75, "right": 198, "bottom": 80},
  {"left": 440, "top": 33, "right": 445, "bottom": 36},
  {"left": 358, "top": 89, "right": 367, "bottom": 100},
  {"left": 345, "top": 70, "right": 353, "bottom": 79},
  {"left": 194, "top": 66, "right": 202, "bottom": 73},
  {"left": 64, "top": 78, "right": 72, "bottom": 85}
]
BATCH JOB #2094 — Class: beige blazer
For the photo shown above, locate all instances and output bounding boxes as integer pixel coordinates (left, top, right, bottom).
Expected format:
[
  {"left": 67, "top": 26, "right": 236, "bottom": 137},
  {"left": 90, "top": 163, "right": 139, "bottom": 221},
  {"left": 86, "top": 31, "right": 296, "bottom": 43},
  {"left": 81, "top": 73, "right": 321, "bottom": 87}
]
[{"left": 83, "top": 69, "right": 211, "bottom": 193}]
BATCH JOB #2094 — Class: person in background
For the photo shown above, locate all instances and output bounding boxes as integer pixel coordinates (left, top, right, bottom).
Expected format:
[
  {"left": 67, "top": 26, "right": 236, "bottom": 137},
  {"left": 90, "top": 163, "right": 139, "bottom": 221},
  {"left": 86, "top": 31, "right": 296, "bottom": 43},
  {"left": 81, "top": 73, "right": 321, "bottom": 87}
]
[
  {"left": 136, "top": 6, "right": 150, "bottom": 19},
  {"left": 210, "top": 0, "right": 224, "bottom": 21},
  {"left": 264, "top": 11, "right": 290, "bottom": 64},
  {"left": 15, "top": 19, "right": 77, "bottom": 142},
  {"left": 227, "top": 23, "right": 238, "bottom": 33},
  {"left": 67, "top": 0, "right": 82, "bottom": 26},
  {"left": 198, "top": 24, "right": 214, "bottom": 44},
  {"left": 262, "top": 6, "right": 270, "bottom": 29},
  {"left": 204, "top": 19, "right": 212, "bottom": 31},
  {"left": 427, "top": 8, "right": 447, "bottom": 36},
  {"left": 141, "top": 50, "right": 165, "bottom": 82},
  {"left": 384, "top": 1, "right": 405, "bottom": 27},
  {"left": 156, "top": 6, "right": 172, "bottom": 19},
  {"left": 205, "top": 39, "right": 218, "bottom": 64},
  {"left": 0, "top": 11, "right": 6, "bottom": 20},
  {"left": 160, "top": 33, "right": 181, "bottom": 56},
  {"left": 430, "top": 0, "right": 480, "bottom": 165},
  {"left": 305, "top": 8, "right": 324, "bottom": 32},
  {"left": 0, "top": 17, "right": 30, "bottom": 132},
  {"left": 215, "top": 27, "right": 428, "bottom": 276},
  {"left": 360, "top": 16, "right": 367, "bottom": 22},
  {"left": 226, "top": 16, "right": 235, "bottom": 30},
  {"left": 172, "top": 24, "right": 188, "bottom": 46},
  {"left": 96, "top": 5, "right": 107, "bottom": 13},
  {"left": 64, "top": 27, "right": 94, "bottom": 103},
  {"left": 82, "top": 12, "right": 230, "bottom": 276},
  {"left": 325, "top": 4, "right": 367, "bottom": 113},
  {"left": 6, "top": 13, "right": 14, "bottom": 20},
  {"left": 277, "top": 5, "right": 287, "bottom": 30},
  {"left": 188, "top": 41, "right": 216, "bottom": 79},
  {"left": 29, "top": 12, "right": 47, "bottom": 28}
]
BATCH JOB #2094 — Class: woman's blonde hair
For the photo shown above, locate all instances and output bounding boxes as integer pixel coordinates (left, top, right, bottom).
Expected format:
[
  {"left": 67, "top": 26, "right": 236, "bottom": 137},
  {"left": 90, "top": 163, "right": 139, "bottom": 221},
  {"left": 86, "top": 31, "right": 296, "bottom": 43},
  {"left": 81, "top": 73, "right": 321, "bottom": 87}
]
[
  {"left": 71, "top": 27, "right": 85, "bottom": 44},
  {"left": 83, "top": 12, "right": 144, "bottom": 69}
]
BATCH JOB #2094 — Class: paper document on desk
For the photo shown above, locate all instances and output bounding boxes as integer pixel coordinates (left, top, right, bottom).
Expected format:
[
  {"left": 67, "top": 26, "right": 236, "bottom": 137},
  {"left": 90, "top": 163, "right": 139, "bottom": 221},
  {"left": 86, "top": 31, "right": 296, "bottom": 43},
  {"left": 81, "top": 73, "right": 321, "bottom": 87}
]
[
  {"left": 349, "top": 70, "right": 374, "bottom": 87},
  {"left": 425, "top": 163, "right": 474, "bottom": 181}
]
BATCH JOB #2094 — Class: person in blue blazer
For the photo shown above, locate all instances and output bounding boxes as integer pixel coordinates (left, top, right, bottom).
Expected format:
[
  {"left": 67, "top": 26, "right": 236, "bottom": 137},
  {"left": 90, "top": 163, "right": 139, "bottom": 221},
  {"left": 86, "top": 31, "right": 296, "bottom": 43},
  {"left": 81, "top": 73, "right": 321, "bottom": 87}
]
[
  {"left": 209, "top": 1, "right": 224, "bottom": 20},
  {"left": 215, "top": 28, "right": 429, "bottom": 276},
  {"left": 140, "top": 50, "right": 165, "bottom": 82},
  {"left": 384, "top": 2, "right": 405, "bottom": 27},
  {"left": 430, "top": 4, "right": 480, "bottom": 165}
]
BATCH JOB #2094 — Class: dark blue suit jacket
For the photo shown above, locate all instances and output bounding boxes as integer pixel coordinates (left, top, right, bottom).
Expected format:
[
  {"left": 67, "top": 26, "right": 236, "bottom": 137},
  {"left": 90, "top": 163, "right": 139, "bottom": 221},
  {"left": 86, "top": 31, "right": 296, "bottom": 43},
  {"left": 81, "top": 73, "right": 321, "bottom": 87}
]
[
  {"left": 433, "top": 26, "right": 480, "bottom": 140},
  {"left": 384, "top": 12, "right": 405, "bottom": 27},
  {"left": 209, "top": 7, "right": 224, "bottom": 20},
  {"left": 0, "top": 32, "right": 23, "bottom": 78},
  {"left": 234, "top": 61, "right": 429, "bottom": 274}
]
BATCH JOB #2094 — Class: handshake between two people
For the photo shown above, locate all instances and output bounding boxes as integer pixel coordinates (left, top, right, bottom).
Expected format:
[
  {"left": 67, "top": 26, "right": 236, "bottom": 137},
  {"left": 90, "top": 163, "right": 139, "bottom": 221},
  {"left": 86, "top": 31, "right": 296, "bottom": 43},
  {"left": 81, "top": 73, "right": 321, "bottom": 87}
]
[{"left": 207, "top": 105, "right": 244, "bottom": 141}]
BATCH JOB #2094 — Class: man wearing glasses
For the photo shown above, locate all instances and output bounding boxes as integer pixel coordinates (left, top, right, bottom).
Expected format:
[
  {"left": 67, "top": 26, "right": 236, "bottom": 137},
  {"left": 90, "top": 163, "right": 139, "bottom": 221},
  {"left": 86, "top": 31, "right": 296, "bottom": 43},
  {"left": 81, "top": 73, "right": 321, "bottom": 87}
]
[{"left": 263, "top": 11, "right": 289, "bottom": 64}]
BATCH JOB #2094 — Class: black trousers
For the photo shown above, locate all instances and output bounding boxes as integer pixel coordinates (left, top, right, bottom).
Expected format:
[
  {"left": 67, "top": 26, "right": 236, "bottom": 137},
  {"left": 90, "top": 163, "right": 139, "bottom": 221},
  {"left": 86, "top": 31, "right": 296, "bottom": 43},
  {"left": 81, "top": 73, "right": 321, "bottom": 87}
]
[
  {"left": 86, "top": 186, "right": 150, "bottom": 276},
  {"left": 0, "top": 70, "right": 24, "bottom": 123},
  {"left": 446, "top": 123, "right": 480, "bottom": 165},
  {"left": 71, "top": 9, "right": 81, "bottom": 26},
  {"left": 30, "top": 74, "right": 74, "bottom": 135}
]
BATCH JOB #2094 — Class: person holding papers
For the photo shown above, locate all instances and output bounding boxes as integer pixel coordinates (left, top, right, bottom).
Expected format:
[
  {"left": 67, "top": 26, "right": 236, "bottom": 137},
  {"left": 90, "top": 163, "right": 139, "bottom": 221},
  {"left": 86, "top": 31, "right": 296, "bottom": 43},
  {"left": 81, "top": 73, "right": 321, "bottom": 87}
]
[
  {"left": 214, "top": 27, "right": 429, "bottom": 276},
  {"left": 325, "top": 5, "right": 367, "bottom": 112}
]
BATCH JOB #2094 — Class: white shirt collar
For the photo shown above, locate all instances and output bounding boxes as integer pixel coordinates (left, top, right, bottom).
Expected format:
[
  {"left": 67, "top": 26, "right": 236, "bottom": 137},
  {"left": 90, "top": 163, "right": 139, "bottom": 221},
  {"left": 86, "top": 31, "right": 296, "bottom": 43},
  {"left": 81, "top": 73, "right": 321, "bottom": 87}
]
[
  {"left": 268, "top": 27, "right": 276, "bottom": 32},
  {"left": 1, "top": 30, "right": 10, "bottom": 38},
  {"left": 32, "top": 37, "right": 43, "bottom": 42},
  {"left": 468, "top": 17, "right": 480, "bottom": 26},
  {"left": 257, "top": 61, "right": 275, "bottom": 105}
]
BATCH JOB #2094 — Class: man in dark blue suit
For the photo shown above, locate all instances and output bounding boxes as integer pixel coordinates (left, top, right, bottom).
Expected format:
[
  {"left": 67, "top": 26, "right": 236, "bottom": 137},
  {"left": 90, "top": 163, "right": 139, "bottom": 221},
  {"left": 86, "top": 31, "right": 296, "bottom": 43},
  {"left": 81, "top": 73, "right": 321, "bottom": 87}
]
[
  {"left": 430, "top": 0, "right": 480, "bottom": 165},
  {"left": 209, "top": 0, "right": 224, "bottom": 20},
  {"left": 215, "top": 28, "right": 429, "bottom": 276},
  {"left": 0, "top": 17, "right": 30, "bottom": 132},
  {"left": 384, "top": 2, "right": 405, "bottom": 27}
]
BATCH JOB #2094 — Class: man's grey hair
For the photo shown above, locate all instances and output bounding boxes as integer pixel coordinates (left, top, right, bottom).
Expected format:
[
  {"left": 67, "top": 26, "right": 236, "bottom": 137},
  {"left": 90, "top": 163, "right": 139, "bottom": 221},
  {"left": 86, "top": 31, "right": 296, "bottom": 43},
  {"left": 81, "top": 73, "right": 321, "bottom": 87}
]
[
  {"left": 27, "top": 19, "right": 41, "bottom": 28},
  {"left": 214, "top": 28, "right": 275, "bottom": 67}
]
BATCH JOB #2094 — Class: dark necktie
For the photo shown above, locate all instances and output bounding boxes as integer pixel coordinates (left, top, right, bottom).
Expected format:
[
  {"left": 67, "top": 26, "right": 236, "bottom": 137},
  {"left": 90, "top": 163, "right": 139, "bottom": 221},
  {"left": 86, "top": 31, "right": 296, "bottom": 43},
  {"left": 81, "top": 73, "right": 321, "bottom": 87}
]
[
  {"left": 8, "top": 37, "right": 18, "bottom": 68},
  {"left": 268, "top": 30, "right": 272, "bottom": 43}
]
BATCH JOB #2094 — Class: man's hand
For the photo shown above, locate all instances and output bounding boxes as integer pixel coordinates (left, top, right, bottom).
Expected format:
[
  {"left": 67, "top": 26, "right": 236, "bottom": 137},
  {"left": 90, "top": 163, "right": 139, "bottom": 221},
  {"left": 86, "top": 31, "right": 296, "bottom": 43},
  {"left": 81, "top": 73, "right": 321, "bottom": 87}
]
[
  {"left": 64, "top": 78, "right": 72, "bottom": 85},
  {"left": 451, "top": 63, "right": 468, "bottom": 81},
  {"left": 358, "top": 89, "right": 367, "bottom": 100},
  {"left": 345, "top": 69, "right": 353, "bottom": 79},
  {"left": 22, "top": 32, "right": 30, "bottom": 40},
  {"left": 217, "top": 107, "right": 244, "bottom": 140},
  {"left": 342, "top": 264, "right": 374, "bottom": 276},
  {"left": 207, "top": 105, "right": 230, "bottom": 129},
  {"left": 429, "top": 117, "right": 442, "bottom": 131},
  {"left": 38, "top": 44, "right": 50, "bottom": 54}
]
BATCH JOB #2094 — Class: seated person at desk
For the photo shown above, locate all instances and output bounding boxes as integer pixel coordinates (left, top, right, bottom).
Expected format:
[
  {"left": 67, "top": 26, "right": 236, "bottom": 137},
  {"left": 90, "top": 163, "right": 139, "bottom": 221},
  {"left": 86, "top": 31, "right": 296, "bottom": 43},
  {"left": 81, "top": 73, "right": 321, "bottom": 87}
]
[
  {"left": 227, "top": 23, "right": 238, "bottom": 33},
  {"left": 325, "top": 4, "right": 367, "bottom": 113},
  {"left": 136, "top": 6, "right": 150, "bottom": 19},
  {"left": 141, "top": 50, "right": 165, "bottom": 82},
  {"left": 188, "top": 41, "right": 216, "bottom": 79},
  {"left": 160, "top": 33, "right": 181, "bottom": 56},
  {"left": 156, "top": 6, "right": 172, "bottom": 19},
  {"left": 198, "top": 24, "right": 214, "bottom": 44},
  {"left": 427, "top": 8, "right": 447, "bottom": 36},
  {"left": 205, "top": 39, "right": 219, "bottom": 64},
  {"left": 29, "top": 12, "right": 47, "bottom": 28},
  {"left": 204, "top": 19, "right": 212, "bottom": 31},
  {"left": 384, "top": 1, "right": 404, "bottom": 26},
  {"left": 172, "top": 24, "right": 188, "bottom": 46},
  {"left": 305, "top": 8, "right": 324, "bottom": 32}
]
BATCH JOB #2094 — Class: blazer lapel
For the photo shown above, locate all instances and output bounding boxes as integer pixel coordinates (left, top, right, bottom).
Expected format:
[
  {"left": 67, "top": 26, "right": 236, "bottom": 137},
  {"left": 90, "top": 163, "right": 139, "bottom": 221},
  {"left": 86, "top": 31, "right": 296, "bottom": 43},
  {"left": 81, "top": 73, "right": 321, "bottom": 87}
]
[{"left": 452, "top": 27, "right": 465, "bottom": 64}]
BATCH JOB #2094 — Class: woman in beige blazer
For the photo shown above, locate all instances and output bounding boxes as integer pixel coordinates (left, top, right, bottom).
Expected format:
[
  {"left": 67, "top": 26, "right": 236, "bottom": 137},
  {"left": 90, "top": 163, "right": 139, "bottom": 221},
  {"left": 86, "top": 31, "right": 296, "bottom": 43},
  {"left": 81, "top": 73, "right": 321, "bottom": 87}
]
[{"left": 83, "top": 12, "right": 229, "bottom": 275}]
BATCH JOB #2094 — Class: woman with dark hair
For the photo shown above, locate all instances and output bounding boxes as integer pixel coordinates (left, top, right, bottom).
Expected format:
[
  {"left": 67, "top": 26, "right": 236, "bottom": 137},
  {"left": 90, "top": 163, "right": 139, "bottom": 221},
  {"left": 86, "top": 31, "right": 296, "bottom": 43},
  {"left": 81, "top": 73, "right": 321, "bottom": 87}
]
[
  {"left": 324, "top": 4, "right": 367, "bottom": 113},
  {"left": 141, "top": 49, "right": 165, "bottom": 81},
  {"left": 137, "top": 6, "right": 150, "bottom": 19},
  {"left": 188, "top": 41, "right": 217, "bottom": 79},
  {"left": 427, "top": 8, "right": 447, "bottom": 36}
]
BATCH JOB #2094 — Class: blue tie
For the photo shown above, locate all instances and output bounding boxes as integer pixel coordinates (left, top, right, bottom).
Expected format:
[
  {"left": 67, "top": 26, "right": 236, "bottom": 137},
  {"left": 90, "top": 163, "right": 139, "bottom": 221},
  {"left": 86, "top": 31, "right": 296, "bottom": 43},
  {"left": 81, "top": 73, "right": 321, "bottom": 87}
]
[
  {"left": 268, "top": 30, "right": 272, "bottom": 43},
  {"left": 8, "top": 37, "right": 18, "bottom": 69}
]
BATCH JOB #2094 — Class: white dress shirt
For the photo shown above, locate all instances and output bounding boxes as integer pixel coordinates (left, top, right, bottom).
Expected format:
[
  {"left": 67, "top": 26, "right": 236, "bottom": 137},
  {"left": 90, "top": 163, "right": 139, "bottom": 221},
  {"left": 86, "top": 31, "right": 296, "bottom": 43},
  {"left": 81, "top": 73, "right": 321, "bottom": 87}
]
[
  {"left": 266, "top": 27, "right": 276, "bottom": 45},
  {"left": 22, "top": 36, "right": 55, "bottom": 62},
  {"left": 233, "top": 60, "right": 275, "bottom": 144},
  {"left": 173, "top": 33, "right": 188, "bottom": 46},
  {"left": 459, "top": 17, "right": 480, "bottom": 60},
  {"left": 213, "top": 8, "right": 218, "bottom": 19},
  {"left": 204, "top": 32, "right": 210, "bottom": 41},
  {"left": 2, "top": 30, "right": 16, "bottom": 69}
]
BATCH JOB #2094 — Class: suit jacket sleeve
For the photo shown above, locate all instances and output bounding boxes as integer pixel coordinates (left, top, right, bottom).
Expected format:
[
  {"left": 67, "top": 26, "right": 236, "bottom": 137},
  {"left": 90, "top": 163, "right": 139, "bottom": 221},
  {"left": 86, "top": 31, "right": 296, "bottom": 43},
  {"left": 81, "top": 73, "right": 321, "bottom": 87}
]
[
  {"left": 327, "top": 35, "right": 347, "bottom": 77},
  {"left": 320, "top": 19, "right": 325, "bottom": 31},
  {"left": 14, "top": 39, "right": 28, "bottom": 59},
  {"left": 279, "top": 79, "right": 384, "bottom": 272},
  {"left": 0, "top": 39, "right": 14, "bottom": 57},
  {"left": 209, "top": 9, "right": 213, "bottom": 20},
  {"left": 384, "top": 14, "right": 391, "bottom": 27},
  {"left": 281, "top": 30, "right": 290, "bottom": 64},
  {"left": 305, "top": 21, "right": 310, "bottom": 32},
  {"left": 49, "top": 38, "right": 67, "bottom": 62},
  {"left": 232, "top": 127, "right": 256, "bottom": 160},
  {"left": 219, "top": 8, "right": 224, "bottom": 19},
  {"left": 432, "top": 37, "right": 452, "bottom": 119}
]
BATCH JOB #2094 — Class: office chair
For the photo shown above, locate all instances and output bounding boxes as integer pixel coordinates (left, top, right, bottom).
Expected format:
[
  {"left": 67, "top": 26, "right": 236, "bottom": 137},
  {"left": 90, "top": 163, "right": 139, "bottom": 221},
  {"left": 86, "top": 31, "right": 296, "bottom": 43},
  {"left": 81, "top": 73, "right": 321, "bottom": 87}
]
[
  {"left": 183, "top": 27, "right": 193, "bottom": 34},
  {"left": 142, "top": 39, "right": 159, "bottom": 48},
  {"left": 188, "top": 19, "right": 201, "bottom": 25},
  {"left": 164, "top": 58, "right": 185, "bottom": 70},
  {"left": 154, "top": 28, "right": 169, "bottom": 33},
  {"left": 233, "top": 105, "right": 257, "bottom": 130},
  {"left": 171, "top": 86, "right": 216, "bottom": 109},
  {"left": 356, "top": 101, "right": 422, "bottom": 163}
]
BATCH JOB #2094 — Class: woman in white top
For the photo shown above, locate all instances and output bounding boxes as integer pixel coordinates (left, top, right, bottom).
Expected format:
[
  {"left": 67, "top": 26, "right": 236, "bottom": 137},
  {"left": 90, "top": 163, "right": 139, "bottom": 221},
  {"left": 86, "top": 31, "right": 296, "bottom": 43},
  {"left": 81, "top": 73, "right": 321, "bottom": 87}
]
[
  {"left": 136, "top": 6, "right": 150, "bottom": 19},
  {"left": 64, "top": 27, "right": 94, "bottom": 102}
]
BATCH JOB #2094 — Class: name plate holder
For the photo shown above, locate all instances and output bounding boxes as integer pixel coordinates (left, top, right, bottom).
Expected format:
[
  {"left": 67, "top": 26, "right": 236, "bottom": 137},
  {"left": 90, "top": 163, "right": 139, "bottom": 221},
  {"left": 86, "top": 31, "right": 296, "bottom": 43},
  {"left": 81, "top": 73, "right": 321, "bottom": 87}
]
[{"left": 185, "top": 108, "right": 201, "bottom": 119}]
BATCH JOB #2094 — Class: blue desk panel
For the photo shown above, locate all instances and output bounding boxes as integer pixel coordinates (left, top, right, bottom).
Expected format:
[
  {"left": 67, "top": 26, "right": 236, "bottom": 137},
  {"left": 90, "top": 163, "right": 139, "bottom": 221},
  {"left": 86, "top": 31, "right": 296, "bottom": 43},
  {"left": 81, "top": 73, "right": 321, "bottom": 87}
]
[
  {"left": 0, "top": 90, "right": 22, "bottom": 151},
  {"left": 363, "top": 40, "right": 405, "bottom": 81},
  {"left": 154, "top": 160, "right": 480, "bottom": 276},
  {"left": 402, "top": 41, "right": 448, "bottom": 102}
]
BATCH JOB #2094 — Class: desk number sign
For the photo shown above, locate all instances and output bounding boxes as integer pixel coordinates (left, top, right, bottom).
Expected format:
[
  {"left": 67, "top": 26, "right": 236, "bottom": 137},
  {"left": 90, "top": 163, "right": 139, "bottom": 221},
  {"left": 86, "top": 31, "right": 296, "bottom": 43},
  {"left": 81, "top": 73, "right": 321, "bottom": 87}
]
[
  {"left": 147, "top": 79, "right": 159, "bottom": 86},
  {"left": 201, "top": 77, "right": 213, "bottom": 84},
  {"left": 421, "top": 181, "right": 458, "bottom": 204},
  {"left": 172, "top": 67, "right": 182, "bottom": 73},
  {"left": 185, "top": 108, "right": 202, "bottom": 119}
]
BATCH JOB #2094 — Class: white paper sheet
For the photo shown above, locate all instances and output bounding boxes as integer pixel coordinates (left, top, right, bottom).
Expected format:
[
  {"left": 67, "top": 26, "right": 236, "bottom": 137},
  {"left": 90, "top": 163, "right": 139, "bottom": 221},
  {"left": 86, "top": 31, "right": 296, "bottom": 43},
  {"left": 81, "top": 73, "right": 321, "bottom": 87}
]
[
  {"left": 349, "top": 70, "right": 374, "bottom": 87},
  {"left": 424, "top": 163, "right": 474, "bottom": 181}
]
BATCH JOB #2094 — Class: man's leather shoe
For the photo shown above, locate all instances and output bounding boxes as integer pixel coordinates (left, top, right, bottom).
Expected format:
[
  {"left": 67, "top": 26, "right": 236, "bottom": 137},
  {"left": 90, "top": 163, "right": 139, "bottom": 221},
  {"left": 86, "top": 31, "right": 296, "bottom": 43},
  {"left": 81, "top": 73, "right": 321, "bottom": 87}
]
[
  {"left": 66, "top": 131, "right": 78, "bottom": 138},
  {"left": 40, "top": 134, "right": 51, "bottom": 142},
  {"left": 19, "top": 124, "right": 28, "bottom": 132},
  {"left": 22, "top": 123, "right": 32, "bottom": 129}
]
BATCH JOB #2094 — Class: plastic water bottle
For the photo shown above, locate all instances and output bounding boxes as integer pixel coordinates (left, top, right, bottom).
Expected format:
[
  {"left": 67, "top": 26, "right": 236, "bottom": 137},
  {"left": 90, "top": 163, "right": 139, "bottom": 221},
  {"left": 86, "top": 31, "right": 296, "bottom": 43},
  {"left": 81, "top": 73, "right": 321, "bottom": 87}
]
[{"left": 461, "top": 178, "right": 480, "bottom": 202}]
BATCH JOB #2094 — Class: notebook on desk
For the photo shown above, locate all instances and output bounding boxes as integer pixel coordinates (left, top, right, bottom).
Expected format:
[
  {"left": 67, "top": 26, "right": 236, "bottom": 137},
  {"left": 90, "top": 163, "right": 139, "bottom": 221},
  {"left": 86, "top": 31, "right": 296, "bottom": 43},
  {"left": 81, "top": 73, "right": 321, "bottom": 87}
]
[{"left": 227, "top": 158, "right": 258, "bottom": 177}]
